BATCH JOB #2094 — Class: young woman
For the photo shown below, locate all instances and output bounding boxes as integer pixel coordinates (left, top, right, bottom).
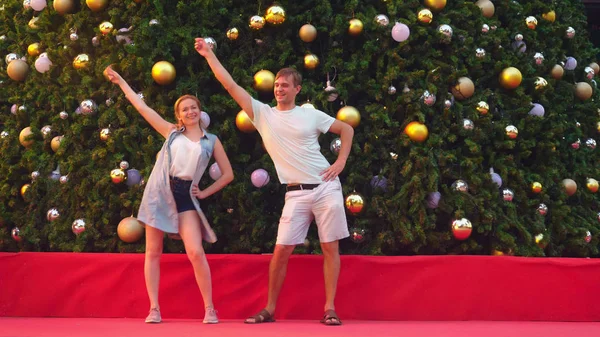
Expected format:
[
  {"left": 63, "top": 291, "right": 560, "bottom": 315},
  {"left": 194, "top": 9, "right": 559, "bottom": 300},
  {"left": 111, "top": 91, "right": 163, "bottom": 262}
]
[{"left": 105, "top": 65, "right": 234, "bottom": 324}]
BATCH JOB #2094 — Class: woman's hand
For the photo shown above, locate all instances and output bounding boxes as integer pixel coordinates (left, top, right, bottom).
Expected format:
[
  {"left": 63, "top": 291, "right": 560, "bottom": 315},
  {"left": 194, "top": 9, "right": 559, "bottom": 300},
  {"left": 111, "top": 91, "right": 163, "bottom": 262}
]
[
  {"left": 191, "top": 184, "right": 207, "bottom": 199},
  {"left": 104, "top": 65, "right": 123, "bottom": 84}
]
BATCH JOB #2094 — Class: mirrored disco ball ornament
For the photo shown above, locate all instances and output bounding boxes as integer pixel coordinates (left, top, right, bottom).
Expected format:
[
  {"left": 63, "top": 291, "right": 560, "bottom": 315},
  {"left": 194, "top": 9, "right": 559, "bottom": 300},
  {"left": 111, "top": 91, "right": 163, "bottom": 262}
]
[
  {"left": 330, "top": 138, "right": 341, "bottom": 155},
  {"left": 350, "top": 228, "right": 366, "bottom": 243},
  {"left": 72, "top": 219, "right": 86, "bottom": 235},
  {"left": 47, "top": 208, "right": 60, "bottom": 222},
  {"left": 451, "top": 180, "right": 469, "bottom": 193}
]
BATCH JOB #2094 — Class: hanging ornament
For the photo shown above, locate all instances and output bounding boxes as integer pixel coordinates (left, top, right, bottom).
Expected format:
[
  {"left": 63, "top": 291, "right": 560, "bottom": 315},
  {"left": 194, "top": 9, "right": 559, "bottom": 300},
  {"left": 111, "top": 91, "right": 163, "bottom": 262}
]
[
  {"left": 374, "top": 14, "right": 389, "bottom": 27},
  {"left": 149, "top": 19, "right": 159, "bottom": 26},
  {"left": 542, "top": 10, "right": 556, "bottom": 23},
  {"left": 119, "top": 161, "right": 130, "bottom": 170},
  {"left": 505, "top": 125, "right": 518, "bottom": 139},
  {"left": 525, "top": 16, "right": 538, "bottom": 30},
  {"left": 451, "top": 218, "right": 472, "bottom": 240},
  {"left": 571, "top": 139, "right": 581, "bottom": 150},
  {"left": 534, "top": 77, "right": 548, "bottom": 91},
  {"left": 5, "top": 53, "right": 19, "bottom": 65},
  {"left": 254, "top": 69, "right": 275, "bottom": 93},
  {"left": 462, "top": 119, "right": 474, "bottom": 130},
  {"left": 51, "top": 135, "right": 63, "bottom": 152},
  {"left": 86, "top": 0, "right": 108, "bottom": 12},
  {"left": 70, "top": 32, "right": 79, "bottom": 41},
  {"left": 117, "top": 217, "right": 144, "bottom": 243},
  {"left": 72, "top": 219, "right": 86, "bottom": 235},
  {"left": 235, "top": 110, "right": 256, "bottom": 133},
  {"left": 586, "top": 138, "right": 597, "bottom": 149},
  {"left": 585, "top": 231, "right": 592, "bottom": 243},
  {"left": 73, "top": 54, "right": 90, "bottom": 70},
  {"left": 111, "top": 168, "right": 126, "bottom": 184},
  {"left": 502, "top": 188, "right": 514, "bottom": 202},
  {"left": 451, "top": 77, "right": 475, "bottom": 100},
  {"left": 301, "top": 101, "right": 315, "bottom": 109},
  {"left": 481, "top": 24, "right": 490, "bottom": 33},
  {"left": 388, "top": 85, "right": 397, "bottom": 95},
  {"left": 23, "top": 0, "right": 31, "bottom": 10},
  {"left": 534, "top": 52, "right": 544, "bottom": 65},
  {"left": 21, "top": 183, "right": 31, "bottom": 197},
  {"left": 535, "top": 233, "right": 547, "bottom": 249},
  {"left": 564, "top": 57, "right": 577, "bottom": 70},
  {"left": 562, "top": 179, "right": 577, "bottom": 196},
  {"left": 444, "top": 99, "right": 453, "bottom": 110},
  {"left": 424, "top": 0, "right": 446, "bottom": 12},
  {"left": 99, "top": 21, "right": 113, "bottom": 35},
  {"left": 80, "top": 99, "right": 98, "bottom": 115},
  {"left": 265, "top": 5, "right": 285, "bottom": 24},
  {"left": 249, "top": 15, "right": 265, "bottom": 30},
  {"left": 476, "top": 101, "right": 489, "bottom": 115},
  {"left": 92, "top": 36, "right": 100, "bottom": 46},
  {"left": 40, "top": 125, "right": 52, "bottom": 138},
  {"left": 437, "top": 24, "right": 453, "bottom": 42},
  {"left": 475, "top": 0, "right": 495, "bottom": 18},
  {"left": 575, "top": 82, "right": 593, "bottom": 101},
  {"left": 27, "top": 43, "right": 40, "bottom": 57},
  {"left": 589, "top": 62, "right": 600, "bottom": 74},
  {"left": 422, "top": 90, "right": 436, "bottom": 106},
  {"left": 418, "top": 9, "right": 433, "bottom": 24},
  {"left": 404, "top": 121, "right": 428, "bottom": 142},
  {"left": 551, "top": 64, "right": 564, "bottom": 79},
  {"left": 566, "top": 27, "right": 576, "bottom": 39},
  {"left": 537, "top": 203, "right": 548, "bottom": 216},
  {"left": 349, "top": 228, "right": 366, "bottom": 243},
  {"left": 426, "top": 192, "right": 441, "bottom": 209},
  {"left": 531, "top": 182, "right": 542, "bottom": 194},
  {"left": 587, "top": 178, "right": 599, "bottom": 193},
  {"left": 251, "top": 168, "right": 270, "bottom": 188},
  {"left": 336, "top": 106, "right": 360, "bottom": 128},
  {"left": 299, "top": 24, "right": 317, "bottom": 42},
  {"left": 54, "top": 0, "right": 75, "bottom": 15},
  {"left": 348, "top": 18, "right": 363, "bottom": 36},
  {"left": 345, "top": 192, "right": 365, "bottom": 215},
  {"left": 126, "top": 169, "right": 142, "bottom": 186},
  {"left": 226, "top": 28, "right": 239, "bottom": 40},
  {"left": 116, "top": 27, "right": 133, "bottom": 45},
  {"left": 7, "top": 59, "right": 29, "bottom": 81},
  {"left": 475, "top": 48, "right": 486, "bottom": 58},
  {"left": 330, "top": 138, "right": 341, "bottom": 155},
  {"left": 204, "top": 37, "right": 217, "bottom": 51},
  {"left": 0, "top": 131, "right": 8, "bottom": 139},
  {"left": 451, "top": 180, "right": 469, "bottom": 193},
  {"left": 47, "top": 208, "right": 60, "bottom": 222},
  {"left": 59, "top": 175, "right": 68, "bottom": 184},
  {"left": 11, "top": 227, "right": 21, "bottom": 242},
  {"left": 31, "top": 171, "right": 40, "bottom": 181},
  {"left": 490, "top": 168, "right": 502, "bottom": 187},
  {"left": 59, "top": 111, "right": 68, "bottom": 119},
  {"left": 304, "top": 54, "right": 319, "bottom": 70},
  {"left": 499, "top": 67, "right": 522, "bottom": 89},
  {"left": 19, "top": 127, "right": 34, "bottom": 148},
  {"left": 151, "top": 61, "right": 176, "bottom": 85},
  {"left": 585, "top": 67, "right": 596, "bottom": 80},
  {"left": 28, "top": 16, "right": 39, "bottom": 29}
]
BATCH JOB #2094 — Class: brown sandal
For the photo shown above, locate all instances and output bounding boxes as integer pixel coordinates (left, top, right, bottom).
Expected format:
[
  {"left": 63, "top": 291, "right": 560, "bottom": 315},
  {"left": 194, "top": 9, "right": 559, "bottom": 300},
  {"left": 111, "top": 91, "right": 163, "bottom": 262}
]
[
  {"left": 320, "top": 309, "right": 342, "bottom": 326},
  {"left": 244, "top": 308, "right": 275, "bottom": 324}
]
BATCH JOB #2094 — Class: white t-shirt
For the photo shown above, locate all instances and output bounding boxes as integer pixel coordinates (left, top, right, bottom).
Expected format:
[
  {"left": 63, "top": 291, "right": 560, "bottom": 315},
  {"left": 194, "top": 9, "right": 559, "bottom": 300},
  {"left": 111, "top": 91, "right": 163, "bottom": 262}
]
[
  {"left": 251, "top": 98, "right": 335, "bottom": 184},
  {"left": 169, "top": 134, "right": 202, "bottom": 180}
]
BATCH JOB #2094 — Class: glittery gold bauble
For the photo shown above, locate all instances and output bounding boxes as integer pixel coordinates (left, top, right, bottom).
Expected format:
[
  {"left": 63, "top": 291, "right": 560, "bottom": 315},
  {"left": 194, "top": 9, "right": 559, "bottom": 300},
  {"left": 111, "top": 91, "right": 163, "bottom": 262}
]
[
  {"left": 424, "top": 0, "right": 446, "bottom": 12},
  {"left": 345, "top": 192, "right": 365, "bottom": 215},
  {"left": 562, "top": 178, "right": 577, "bottom": 196},
  {"left": 54, "top": 0, "right": 75, "bottom": 15},
  {"left": 499, "top": 67, "right": 522, "bottom": 89},
  {"left": 236, "top": 110, "right": 256, "bottom": 133},
  {"left": 450, "top": 77, "right": 475, "bottom": 100},
  {"left": 226, "top": 27, "right": 239, "bottom": 40},
  {"left": 505, "top": 125, "right": 518, "bottom": 139},
  {"left": 535, "top": 233, "right": 547, "bottom": 249},
  {"left": 27, "top": 43, "right": 41, "bottom": 56},
  {"left": 475, "top": 0, "right": 495, "bottom": 18},
  {"left": 21, "top": 183, "right": 31, "bottom": 197},
  {"left": 348, "top": 18, "right": 363, "bottom": 36},
  {"left": 526, "top": 16, "right": 538, "bottom": 30},
  {"left": 265, "top": 5, "right": 285, "bottom": 24},
  {"left": 575, "top": 82, "right": 593, "bottom": 101},
  {"left": 254, "top": 69, "right": 275, "bottom": 93},
  {"left": 304, "top": 53, "right": 319, "bottom": 70},
  {"left": 28, "top": 17, "right": 39, "bottom": 29},
  {"left": 451, "top": 218, "right": 472, "bottom": 240},
  {"left": 534, "top": 77, "right": 548, "bottom": 90},
  {"left": 51, "top": 135, "right": 63, "bottom": 152},
  {"left": 99, "top": 21, "right": 113, "bottom": 35},
  {"left": 417, "top": 9, "right": 433, "bottom": 24},
  {"left": 531, "top": 182, "right": 542, "bottom": 193},
  {"left": 476, "top": 101, "right": 489, "bottom": 115},
  {"left": 73, "top": 54, "right": 90, "bottom": 70},
  {"left": 590, "top": 62, "right": 600, "bottom": 75},
  {"left": 336, "top": 106, "right": 361, "bottom": 128},
  {"left": 151, "top": 61, "right": 176, "bottom": 85},
  {"left": 249, "top": 15, "right": 265, "bottom": 30},
  {"left": 7, "top": 59, "right": 29, "bottom": 82},
  {"left": 299, "top": 24, "right": 317, "bottom": 42},
  {"left": 111, "top": 168, "right": 126, "bottom": 184},
  {"left": 86, "top": 0, "right": 108, "bottom": 12},
  {"left": 19, "top": 127, "right": 34, "bottom": 147},
  {"left": 404, "top": 121, "right": 428, "bottom": 142},
  {"left": 100, "top": 128, "right": 110, "bottom": 141},
  {"left": 597, "top": 121, "right": 600, "bottom": 133},
  {"left": 542, "top": 10, "right": 556, "bottom": 23},
  {"left": 117, "top": 217, "right": 144, "bottom": 243},
  {"left": 587, "top": 178, "right": 599, "bottom": 193}
]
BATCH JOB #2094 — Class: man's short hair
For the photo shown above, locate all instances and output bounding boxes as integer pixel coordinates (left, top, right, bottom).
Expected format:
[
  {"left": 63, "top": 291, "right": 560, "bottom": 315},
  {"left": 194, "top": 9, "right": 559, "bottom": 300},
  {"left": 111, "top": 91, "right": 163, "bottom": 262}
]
[{"left": 275, "top": 68, "right": 302, "bottom": 86}]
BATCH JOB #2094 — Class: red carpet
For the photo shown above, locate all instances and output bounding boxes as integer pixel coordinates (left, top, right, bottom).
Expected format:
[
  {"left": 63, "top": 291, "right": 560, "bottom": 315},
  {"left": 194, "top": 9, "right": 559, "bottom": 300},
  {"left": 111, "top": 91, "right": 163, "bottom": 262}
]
[
  {"left": 1, "top": 318, "right": 599, "bottom": 337},
  {"left": 1, "top": 253, "right": 599, "bottom": 321}
]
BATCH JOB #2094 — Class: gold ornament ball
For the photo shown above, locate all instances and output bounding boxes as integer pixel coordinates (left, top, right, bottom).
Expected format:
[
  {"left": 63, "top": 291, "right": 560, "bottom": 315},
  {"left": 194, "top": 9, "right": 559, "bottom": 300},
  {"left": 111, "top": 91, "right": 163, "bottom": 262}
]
[
  {"left": 451, "top": 218, "right": 472, "bottom": 240},
  {"left": 226, "top": 28, "right": 239, "bottom": 40},
  {"left": 526, "top": 16, "right": 538, "bottom": 30},
  {"left": 73, "top": 54, "right": 90, "bottom": 70},
  {"left": 404, "top": 121, "right": 429, "bottom": 143},
  {"left": 111, "top": 168, "right": 127, "bottom": 184},
  {"left": 304, "top": 54, "right": 319, "bottom": 70},
  {"left": 531, "top": 182, "right": 543, "bottom": 194},
  {"left": 587, "top": 178, "right": 599, "bottom": 193},
  {"left": 7, "top": 59, "right": 29, "bottom": 82},
  {"left": 476, "top": 101, "right": 489, "bottom": 115},
  {"left": 254, "top": 69, "right": 275, "bottom": 93},
  {"left": 21, "top": 183, "right": 31, "bottom": 198},
  {"left": 499, "top": 67, "right": 522, "bottom": 89},
  {"left": 265, "top": 5, "right": 285, "bottom": 24},
  {"left": 54, "top": 0, "right": 76, "bottom": 15},
  {"left": 51, "top": 135, "right": 63, "bottom": 152},
  {"left": 597, "top": 121, "right": 600, "bottom": 133},
  {"left": 152, "top": 61, "right": 176, "bottom": 85},
  {"left": 86, "top": 0, "right": 108, "bottom": 12},
  {"left": 424, "top": 0, "right": 446, "bottom": 12},
  {"left": 99, "top": 21, "right": 113, "bottom": 35},
  {"left": 575, "top": 82, "right": 593, "bottom": 101},
  {"left": 28, "top": 17, "right": 39, "bottom": 29},
  {"left": 417, "top": 9, "right": 433, "bottom": 24},
  {"left": 345, "top": 192, "right": 365, "bottom": 215},
  {"left": 299, "top": 24, "right": 317, "bottom": 42},
  {"left": 551, "top": 64, "right": 564, "bottom": 79},
  {"left": 562, "top": 178, "right": 577, "bottom": 196},
  {"left": 475, "top": 0, "right": 495, "bottom": 18},
  {"left": 236, "top": 110, "right": 256, "bottom": 133},
  {"left": 249, "top": 15, "right": 265, "bottom": 30},
  {"left": 542, "top": 10, "right": 556, "bottom": 23},
  {"left": 336, "top": 106, "right": 361, "bottom": 128},
  {"left": 100, "top": 128, "right": 110, "bottom": 141},
  {"left": 451, "top": 77, "right": 475, "bottom": 100},
  {"left": 117, "top": 217, "right": 144, "bottom": 243},
  {"left": 534, "top": 77, "right": 548, "bottom": 90},
  {"left": 348, "top": 19, "right": 363, "bottom": 36},
  {"left": 27, "top": 43, "right": 41, "bottom": 57},
  {"left": 590, "top": 62, "right": 600, "bottom": 75},
  {"left": 535, "top": 233, "right": 547, "bottom": 249},
  {"left": 505, "top": 125, "right": 518, "bottom": 139},
  {"left": 19, "top": 127, "right": 34, "bottom": 147}
]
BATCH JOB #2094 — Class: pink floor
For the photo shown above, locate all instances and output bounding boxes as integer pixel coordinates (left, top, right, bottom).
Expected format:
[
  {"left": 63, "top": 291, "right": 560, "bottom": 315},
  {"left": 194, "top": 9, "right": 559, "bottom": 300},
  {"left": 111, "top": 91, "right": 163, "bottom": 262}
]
[{"left": 1, "top": 318, "right": 599, "bottom": 337}]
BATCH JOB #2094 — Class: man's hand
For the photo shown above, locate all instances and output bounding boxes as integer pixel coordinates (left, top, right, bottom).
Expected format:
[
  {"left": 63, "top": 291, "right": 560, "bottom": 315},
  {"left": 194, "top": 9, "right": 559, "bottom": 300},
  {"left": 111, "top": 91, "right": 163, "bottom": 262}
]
[
  {"left": 320, "top": 160, "right": 346, "bottom": 182},
  {"left": 191, "top": 184, "right": 208, "bottom": 199},
  {"left": 194, "top": 38, "right": 213, "bottom": 57}
]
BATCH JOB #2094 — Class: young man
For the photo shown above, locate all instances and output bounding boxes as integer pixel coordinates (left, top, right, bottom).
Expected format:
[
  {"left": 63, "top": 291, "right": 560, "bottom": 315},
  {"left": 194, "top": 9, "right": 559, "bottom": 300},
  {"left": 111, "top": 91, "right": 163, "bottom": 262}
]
[{"left": 195, "top": 38, "right": 354, "bottom": 326}]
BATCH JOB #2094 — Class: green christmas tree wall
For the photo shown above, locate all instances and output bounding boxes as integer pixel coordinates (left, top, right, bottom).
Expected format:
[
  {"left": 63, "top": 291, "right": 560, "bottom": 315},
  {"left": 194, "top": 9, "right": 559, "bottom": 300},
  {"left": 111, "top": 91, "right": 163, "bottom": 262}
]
[{"left": 0, "top": 0, "right": 599, "bottom": 257}]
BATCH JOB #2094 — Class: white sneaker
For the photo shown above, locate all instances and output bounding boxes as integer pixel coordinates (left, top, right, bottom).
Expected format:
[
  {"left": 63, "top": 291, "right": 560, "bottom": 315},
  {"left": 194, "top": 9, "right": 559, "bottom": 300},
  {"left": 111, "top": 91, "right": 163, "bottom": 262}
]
[
  {"left": 203, "top": 308, "right": 219, "bottom": 324},
  {"left": 145, "top": 308, "right": 162, "bottom": 323}
]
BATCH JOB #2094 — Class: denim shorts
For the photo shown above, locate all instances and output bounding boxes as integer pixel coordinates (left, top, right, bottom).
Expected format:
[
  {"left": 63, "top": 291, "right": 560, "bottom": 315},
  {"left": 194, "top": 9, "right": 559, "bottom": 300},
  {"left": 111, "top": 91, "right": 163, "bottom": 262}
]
[{"left": 169, "top": 176, "right": 196, "bottom": 213}]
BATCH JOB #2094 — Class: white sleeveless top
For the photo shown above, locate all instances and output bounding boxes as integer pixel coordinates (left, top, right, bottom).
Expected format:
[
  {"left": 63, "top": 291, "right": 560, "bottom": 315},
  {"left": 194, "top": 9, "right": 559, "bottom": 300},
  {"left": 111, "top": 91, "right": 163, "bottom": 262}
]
[{"left": 169, "top": 134, "right": 202, "bottom": 180}]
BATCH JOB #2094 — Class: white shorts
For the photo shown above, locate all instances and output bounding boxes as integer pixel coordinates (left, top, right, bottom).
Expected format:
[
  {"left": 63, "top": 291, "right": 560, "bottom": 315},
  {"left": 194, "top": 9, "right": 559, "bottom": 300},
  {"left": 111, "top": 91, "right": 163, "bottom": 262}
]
[{"left": 276, "top": 179, "right": 349, "bottom": 245}]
